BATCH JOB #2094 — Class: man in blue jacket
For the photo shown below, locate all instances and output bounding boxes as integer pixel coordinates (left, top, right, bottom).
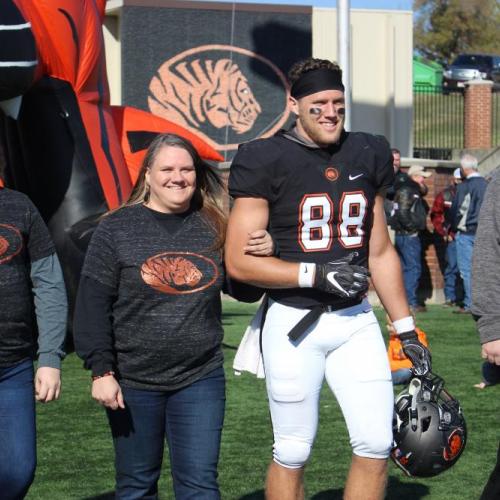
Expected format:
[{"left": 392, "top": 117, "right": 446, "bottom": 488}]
[{"left": 450, "top": 153, "right": 487, "bottom": 314}]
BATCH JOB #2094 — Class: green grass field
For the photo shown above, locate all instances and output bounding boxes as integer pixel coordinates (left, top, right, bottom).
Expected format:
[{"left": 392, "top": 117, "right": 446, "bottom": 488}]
[{"left": 27, "top": 302, "right": 499, "bottom": 499}]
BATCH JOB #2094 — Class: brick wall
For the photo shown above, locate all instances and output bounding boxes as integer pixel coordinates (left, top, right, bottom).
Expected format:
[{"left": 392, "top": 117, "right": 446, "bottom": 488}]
[{"left": 464, "top": 80, "right": 493, "bottom": 149}]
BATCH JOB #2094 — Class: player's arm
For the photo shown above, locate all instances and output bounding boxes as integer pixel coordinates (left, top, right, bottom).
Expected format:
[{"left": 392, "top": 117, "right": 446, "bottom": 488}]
[
  {"left": 225, "top": 197, "right": 300, "bottom": 288},
  {"left": 225, "top": 197, "right": 370, "bottom": 297},
  {"left": 369, "top": 194, "right": 409, "bottom": 319},
  {"left": 31, "top": 253, "right": 67, "bottom": 403},
  {"left": 369, "top": 194, "right": 431, "bottom": 375},
  {"left": 26, "top": 201, "right": 67, "bottom": 404}
]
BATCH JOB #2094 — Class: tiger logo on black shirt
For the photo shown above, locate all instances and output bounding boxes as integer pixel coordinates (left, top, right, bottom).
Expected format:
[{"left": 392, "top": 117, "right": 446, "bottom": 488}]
[
  {"left": 141, "top": 252, "right": 218, "bottom": 295},
  {"left": 0, "top": 224, "right": 23, "bottom": 265}
]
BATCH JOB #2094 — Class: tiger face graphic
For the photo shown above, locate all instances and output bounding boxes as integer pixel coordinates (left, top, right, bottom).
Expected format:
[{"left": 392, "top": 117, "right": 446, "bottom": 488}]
[
  {"left": 147, "top": 45, "right": 290, "bottom": 153},
  {"left": 0, "top": 236, "right": 9, "bottom": 257},
  {"left": 149, "top": 58, "right": 261, "bottom": 135},
  {"left": 0, "top": 224, "right": 23, "bottom": 264},
  {"left": 141, "top": 252, "right": 218, "bottom": 294}
]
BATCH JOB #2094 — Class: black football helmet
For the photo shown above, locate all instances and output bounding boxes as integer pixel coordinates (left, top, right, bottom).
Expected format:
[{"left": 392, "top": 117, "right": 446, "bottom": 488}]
[{"left": 391, "top": 373, "right": 467, "bottom": 477}]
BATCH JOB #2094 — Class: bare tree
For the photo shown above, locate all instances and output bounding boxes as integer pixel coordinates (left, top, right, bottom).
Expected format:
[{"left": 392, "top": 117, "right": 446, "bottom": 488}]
[{"left": 414, "top": 0, "right": 500, "bottom": 65}]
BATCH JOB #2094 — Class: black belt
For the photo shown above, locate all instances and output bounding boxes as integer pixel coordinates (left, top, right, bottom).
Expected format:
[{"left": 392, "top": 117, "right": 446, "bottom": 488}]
[{"left": 287, "top": 304, "right": 338, "bottom": 342}]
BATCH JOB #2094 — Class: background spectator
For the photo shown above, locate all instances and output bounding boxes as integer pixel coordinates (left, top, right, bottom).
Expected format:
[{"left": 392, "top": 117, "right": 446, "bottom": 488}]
[
  {"left": 430, "top": 167, "right": 463, "bottom": 306},
  {"left": 384, "top": 147, "right": 408, "bottom": 226},
  {"left": 392, "top": 165, "right": 432, "bottom": 313},
  {"left": 471, "top": 172, "right": 500, "bottom": 499},
  {"left": 451, "top": 153, "right": 487, "bottom": 314},
  {"left": 0, "top": 187, "right": 67, "bottom": 500}
]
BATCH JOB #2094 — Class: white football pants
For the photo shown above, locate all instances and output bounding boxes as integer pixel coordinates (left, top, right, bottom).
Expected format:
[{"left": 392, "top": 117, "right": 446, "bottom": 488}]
[{"left": 262, "top": 299, "right": 394, "bottom": 469}]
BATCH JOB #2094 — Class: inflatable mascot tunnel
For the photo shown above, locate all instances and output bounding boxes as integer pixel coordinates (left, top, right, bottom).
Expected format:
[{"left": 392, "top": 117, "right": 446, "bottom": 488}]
[{"left": 0, "top": 0, "right": 223, "bottom": 309}]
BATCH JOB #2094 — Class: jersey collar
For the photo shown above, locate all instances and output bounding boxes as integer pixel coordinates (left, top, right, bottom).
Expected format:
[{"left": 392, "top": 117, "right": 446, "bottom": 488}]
[{"left": 278, "top": 125, "right": 347, "bottom": 153}]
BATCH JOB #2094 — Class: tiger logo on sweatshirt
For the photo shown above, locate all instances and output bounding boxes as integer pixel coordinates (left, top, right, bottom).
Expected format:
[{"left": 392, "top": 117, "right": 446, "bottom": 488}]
[
  {"left": 0, "top": 224, "right": 23, "bottom": 265},
  {"left": 141, "top": 252, "right": 218, "bottom": 294}
]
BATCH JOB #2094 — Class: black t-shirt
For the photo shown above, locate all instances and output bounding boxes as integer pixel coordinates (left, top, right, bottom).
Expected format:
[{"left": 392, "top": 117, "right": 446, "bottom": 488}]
[
  {"left": 80, "top": 204, "right": 225, "bottom": 391},
  {"left": 229, "top": 129, "right": 394, "bottom": 308},
  {"left": 0, "top": 188, "right": 55, "bottom": 366}
]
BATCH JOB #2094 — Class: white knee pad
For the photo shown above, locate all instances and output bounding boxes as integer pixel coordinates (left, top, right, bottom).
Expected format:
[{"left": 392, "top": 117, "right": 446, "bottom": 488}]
[
  {"left": 273, "top": 438, "right": 312, "bottom": 469},
  {"left": 351, "top": 428, "right": 393, "bottom": 459}
]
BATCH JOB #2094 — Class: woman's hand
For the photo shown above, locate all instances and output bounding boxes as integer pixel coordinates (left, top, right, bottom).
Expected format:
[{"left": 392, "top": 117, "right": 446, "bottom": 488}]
[
  {"left": 35, "top": 367, "right": 61, "bottom": 402},
  {"left": 243, "top": 229, "right": 275, "bottom": 256},
  {"left": 92, "top": 376, "right": 125, "bottom": 410}
]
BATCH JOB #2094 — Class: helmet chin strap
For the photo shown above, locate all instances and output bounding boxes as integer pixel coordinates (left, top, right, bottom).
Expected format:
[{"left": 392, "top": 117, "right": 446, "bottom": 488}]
[{"left": 409, "top": 378, "right": 421, "bottom": 431}]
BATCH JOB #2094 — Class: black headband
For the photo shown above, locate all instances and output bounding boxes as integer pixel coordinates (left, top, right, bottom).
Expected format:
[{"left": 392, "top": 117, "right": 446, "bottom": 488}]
[{"left": 290, "top": 68, "right": 345, "bottom": 99}]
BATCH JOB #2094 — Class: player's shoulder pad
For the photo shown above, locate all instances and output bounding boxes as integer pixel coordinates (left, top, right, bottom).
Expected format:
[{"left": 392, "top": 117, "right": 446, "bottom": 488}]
[
  {"left": 234, "top": 136, "right": 286, "bottom": 167},
  {"left": 350, "top": 131, "right": 390, "bottom": 153},
  {"left": 352, "top": 132, "right": 392, "bottom": 165}
]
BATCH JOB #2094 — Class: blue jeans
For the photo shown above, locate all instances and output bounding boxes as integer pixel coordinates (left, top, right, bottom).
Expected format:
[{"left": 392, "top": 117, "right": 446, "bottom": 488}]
[
  {"left": 395, "top": 234, "right": 422, "bottom": 307},
  {"left": 482, "top": 362, "right": 500, "bottom": 386},
  {"left": 392, "top": 368, "right": 412, "bottom": 385},
  {"left": 455, "top": 233, "right": 475, "bottom": 309},
  {"left": 444, "top": 239, "right": 460, "bottom": 302},
  {"left": 107, "top": 367, "right": 225, "bottom": 500},
  {"left": 0, "top": 359, "right": 36, "bottom": 500},
  {"left": 480, "top": 442, "right": 500, "bottom": 500}
]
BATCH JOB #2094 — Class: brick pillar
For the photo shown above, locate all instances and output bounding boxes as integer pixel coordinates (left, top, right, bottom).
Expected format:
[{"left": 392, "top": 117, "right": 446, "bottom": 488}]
[{"left": 464, "top": 80, "right": 493, "bottom": 148}]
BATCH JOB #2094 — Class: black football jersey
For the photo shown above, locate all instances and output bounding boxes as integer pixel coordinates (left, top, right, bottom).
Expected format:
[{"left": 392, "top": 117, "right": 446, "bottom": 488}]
[{"left": 229, "top": 129, "right": 394, "bottom": 308}]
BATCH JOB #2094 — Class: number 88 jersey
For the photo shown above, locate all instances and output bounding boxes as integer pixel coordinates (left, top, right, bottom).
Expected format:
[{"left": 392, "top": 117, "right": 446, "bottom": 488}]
[{"left": 229, "top": 129, "right": 395, "bottom": 309}]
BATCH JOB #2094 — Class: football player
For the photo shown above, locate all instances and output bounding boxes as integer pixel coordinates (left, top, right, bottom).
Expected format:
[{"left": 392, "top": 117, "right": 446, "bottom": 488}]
[{"left": 225, "top": 58, "right": 431, "bottom": 500}]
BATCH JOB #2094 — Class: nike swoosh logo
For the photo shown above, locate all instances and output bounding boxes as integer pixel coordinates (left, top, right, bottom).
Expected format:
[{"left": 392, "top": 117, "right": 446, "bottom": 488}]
[
  {"left": 326, "top": 271, "right": 348, "bottom": 296},
  {"left": 349, "top": 173, "right": 363, "bottom": 180}
]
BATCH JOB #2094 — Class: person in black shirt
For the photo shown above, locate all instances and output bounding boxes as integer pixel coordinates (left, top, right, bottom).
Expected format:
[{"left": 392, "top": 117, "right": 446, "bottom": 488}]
[
  {"left": 74, "top": 133, "right": 273, "bottom": 500},
  {"left": 225, "top": 58, "right": 430, "bottom": 500},
  {"left": 384, "top": 147, "right": 408, "bottom": 225},
  {"left": 0, "top": 187, "right": 67, "bottom": 500},
  {"left": 392, "top": 165, "right": 432, "bottom": 313}
]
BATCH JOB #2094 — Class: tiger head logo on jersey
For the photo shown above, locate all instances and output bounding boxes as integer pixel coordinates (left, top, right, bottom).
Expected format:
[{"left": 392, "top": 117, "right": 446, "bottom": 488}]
[
  {"left": 325, "top": 167, "right": 339, "bottom": 181},
  {"left": 148, "top": 45, "right": 290, "bottom": 152},
  {"left": 0, "top": 224, "right": 23, "bottom": 264},
  {"left": 141, "top": 252, "right": 218, "bottom": 294}
]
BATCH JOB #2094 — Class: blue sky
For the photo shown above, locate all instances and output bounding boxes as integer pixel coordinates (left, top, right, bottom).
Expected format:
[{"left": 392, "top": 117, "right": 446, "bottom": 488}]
[{"left": 196, "top": 0, "right": 413, "bottom": 10}]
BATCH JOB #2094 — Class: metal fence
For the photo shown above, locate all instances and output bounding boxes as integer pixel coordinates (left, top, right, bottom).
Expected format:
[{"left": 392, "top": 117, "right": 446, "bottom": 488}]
[
  {"left": 493, "top": 92, "right": 500, "bottom": 148},
  {"left": 413, "top": 85, "right": 463, "bottom": 160}
]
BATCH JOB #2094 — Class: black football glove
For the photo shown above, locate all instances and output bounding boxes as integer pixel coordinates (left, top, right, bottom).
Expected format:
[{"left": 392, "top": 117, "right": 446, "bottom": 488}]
[
  {"left": 400, "top": 330, "right": 432, "bottom": 376},
  {"left": 313, "top": 253, "right": 370, "bottom": 299}
]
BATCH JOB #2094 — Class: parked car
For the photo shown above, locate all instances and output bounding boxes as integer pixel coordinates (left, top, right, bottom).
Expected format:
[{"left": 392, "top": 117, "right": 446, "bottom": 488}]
[{"left": 442, "top": 54, "right": 500, "bottom": 93}]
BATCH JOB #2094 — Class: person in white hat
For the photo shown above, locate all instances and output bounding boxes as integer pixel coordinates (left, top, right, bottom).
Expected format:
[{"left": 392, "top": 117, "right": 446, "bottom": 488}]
[
  {"left": 430, "top": 168, "right": 463, "bottom": 307},
  {"left": 392, "top": 165, "right": 432, "bottom": 313}
]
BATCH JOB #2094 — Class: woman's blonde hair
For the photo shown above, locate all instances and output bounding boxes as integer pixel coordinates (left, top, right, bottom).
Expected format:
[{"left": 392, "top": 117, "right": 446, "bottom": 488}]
[{"left": 120, "top": 133, "right": 227, "bottom": 250}]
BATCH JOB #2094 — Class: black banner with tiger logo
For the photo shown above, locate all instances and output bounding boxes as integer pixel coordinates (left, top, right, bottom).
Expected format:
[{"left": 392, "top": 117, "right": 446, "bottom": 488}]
[{"left": 121, "top": 0, "right": 312, "bottom": 160}]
